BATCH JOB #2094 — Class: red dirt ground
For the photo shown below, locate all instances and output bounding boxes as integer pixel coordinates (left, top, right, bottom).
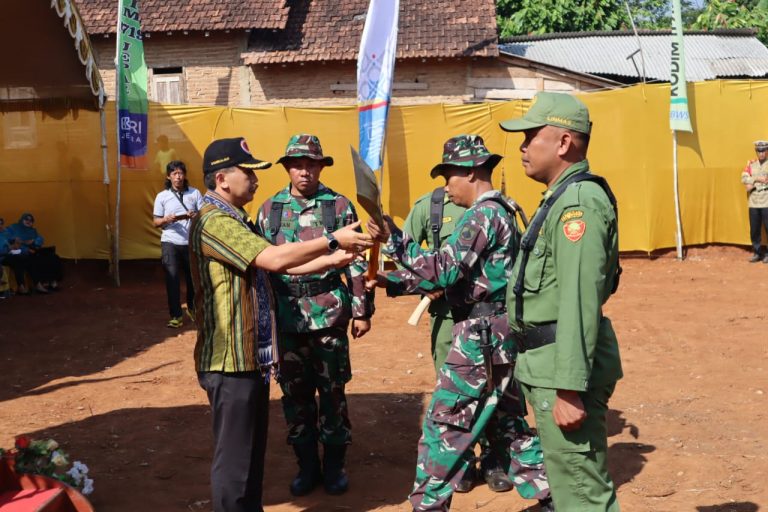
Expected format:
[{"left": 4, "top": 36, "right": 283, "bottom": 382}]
[{"left": 0, "top": 246, "right": 766, "bottom": 512}]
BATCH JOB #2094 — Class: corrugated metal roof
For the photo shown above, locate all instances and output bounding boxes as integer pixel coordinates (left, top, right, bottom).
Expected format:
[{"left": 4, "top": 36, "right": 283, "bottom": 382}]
[{"left": 500, "top": 31, "right": 768, "bottom": 81}]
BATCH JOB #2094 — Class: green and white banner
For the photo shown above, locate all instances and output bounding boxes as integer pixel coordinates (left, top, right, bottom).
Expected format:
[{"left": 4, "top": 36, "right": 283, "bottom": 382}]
[
  {"left": 670, "top": 0, "right": 693, "bottom": 132},
  {"left": 117, "top": 0, "right": 148, "bottom": 168}
]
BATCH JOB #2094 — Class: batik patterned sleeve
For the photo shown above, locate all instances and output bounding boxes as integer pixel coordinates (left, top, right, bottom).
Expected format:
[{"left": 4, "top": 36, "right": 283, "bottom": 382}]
[
  {"left": 341, "top": 201, "right": 373, "bottom": 318},
  {"left": 201, "top": 213, "right": 270, "bottom": 272}
]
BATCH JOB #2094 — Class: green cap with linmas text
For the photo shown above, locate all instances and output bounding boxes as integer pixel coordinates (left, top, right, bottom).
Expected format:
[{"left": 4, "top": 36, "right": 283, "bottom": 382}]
[{"left": 499, "top": 92, "right": 592, "bottom": 135}]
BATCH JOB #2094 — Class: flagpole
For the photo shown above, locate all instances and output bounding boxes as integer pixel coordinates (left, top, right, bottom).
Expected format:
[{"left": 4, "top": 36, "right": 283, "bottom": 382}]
[
  {"left": 672, "top": 130, "right": 684, "bottom": 260},
  {"left": 669, "top": 0, "right": 691, "bottom": 261},
  {"left": 113, "top": 0, "right": 123, "bottom": 286},
  {"left": 99, "top": 90, "right": 117, "bottom": 284}
]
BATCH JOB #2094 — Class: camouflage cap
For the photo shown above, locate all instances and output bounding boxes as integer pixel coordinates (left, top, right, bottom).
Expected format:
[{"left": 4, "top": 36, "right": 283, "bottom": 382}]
[
  {"left": 276, "top": 134, "right": 334, "bottom": 167},
  {"left": 430, "top": 135, "right": 502, "bottom": 178},
  {"left": 499, "top": 91, "right": 591, "bottom": 135},
  {"left": 755, "top": 140, "right": 768, "bottom": 151}
]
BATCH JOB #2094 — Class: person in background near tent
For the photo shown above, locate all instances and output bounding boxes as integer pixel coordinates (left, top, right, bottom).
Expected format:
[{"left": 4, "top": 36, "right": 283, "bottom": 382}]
[
  {"left": 152, "top": 160, "right": 203, "bottom": 328},
  {"left": 500, "top": 91, "right": 622, "bottom": 511},
  {"left": 366, "top": 135, "right": 552, "bottom": 512},
  {"left": 0, "top": 218, "right": 16, "bottom": 299},
  {"left": 5, "top": 213, "right": 63, "bottom": 294},
  {"left": 256, "top": 134, "right": 374, "bottom": 497},
  {"left": 741, "top": 140, "right": 768, "bottom": 263},
  {"left": 190, "top": 137, "right": 371, "bottom": 512}
]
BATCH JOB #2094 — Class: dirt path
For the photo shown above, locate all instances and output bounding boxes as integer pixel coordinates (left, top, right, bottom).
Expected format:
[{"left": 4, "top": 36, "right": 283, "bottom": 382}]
[{"left": 0, "top": 246, "right": 766, "bottom": 512}]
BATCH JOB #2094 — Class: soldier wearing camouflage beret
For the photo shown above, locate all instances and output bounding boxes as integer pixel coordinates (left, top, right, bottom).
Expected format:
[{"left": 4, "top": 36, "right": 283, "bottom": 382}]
[
  {"left": 500, "top": 92, "right": 623, "bottom": 511},
  {"left": 367, "top": 135, "right": 553, "bottom": 512},
  {"left": 256, "top": 134, "right": 374, "bottom": 497},
  {"left": 741, "top": 140, "right": 768, "bottom": 262}
]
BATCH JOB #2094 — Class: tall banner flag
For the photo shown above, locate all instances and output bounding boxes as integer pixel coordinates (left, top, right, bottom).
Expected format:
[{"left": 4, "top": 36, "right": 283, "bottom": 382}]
[
  {"left": 117, "top": 0, "right": 148, "bottom": 168},
  {"left": 670, "top": 0, "right": 693, "bottom": 132},
  {"left": 357, "top": 0, "right": 400, "bottom": 172}
]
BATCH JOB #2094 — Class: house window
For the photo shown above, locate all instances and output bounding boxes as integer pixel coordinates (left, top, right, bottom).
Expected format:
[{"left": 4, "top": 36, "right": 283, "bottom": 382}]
[
  {"left": 152, "top": 67, "right": 185, "bottom": 104},
  {"left": 2, "top": 111, "right": 37, "bottom": 150}
]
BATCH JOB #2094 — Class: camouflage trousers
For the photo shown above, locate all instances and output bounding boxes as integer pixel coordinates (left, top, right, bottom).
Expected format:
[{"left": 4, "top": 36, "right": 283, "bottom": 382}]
[
  {"left": 409, "top": 313, "right": 550, "bottom": 511},
  {"left": 277, "top": 326, "right": 352, "bottom": 446}
]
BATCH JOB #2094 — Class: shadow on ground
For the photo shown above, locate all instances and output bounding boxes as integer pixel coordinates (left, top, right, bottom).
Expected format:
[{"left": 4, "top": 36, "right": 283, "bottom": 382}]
[
  {"left": 24, "top": 392, "right": 425, "bottom": 512},
  {"left": 0, "top": 260, "right": 192, "bottom": 403}
]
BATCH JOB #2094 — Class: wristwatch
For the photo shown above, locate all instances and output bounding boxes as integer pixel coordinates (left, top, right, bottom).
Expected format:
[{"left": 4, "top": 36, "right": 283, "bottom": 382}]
[{"left": 325, "top": 233, "right": 340, "bottom": 253}]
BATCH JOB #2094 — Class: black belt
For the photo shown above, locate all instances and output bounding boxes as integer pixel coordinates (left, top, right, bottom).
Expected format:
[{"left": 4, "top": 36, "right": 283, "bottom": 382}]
[
  {"left": 273, "top": 275, "right": 342, "bottom": 297},
  {"left": 452, "top": 301, "right": 506, "bottom": 323},
  {"left": 513, "top": 322, "right": 557, "bottom": 353}
]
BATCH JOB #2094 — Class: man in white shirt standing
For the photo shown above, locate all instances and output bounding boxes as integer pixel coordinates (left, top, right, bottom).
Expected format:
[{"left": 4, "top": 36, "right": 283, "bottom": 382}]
[{"left": 153, "top": 160, "right": 204, "bottom": 327}]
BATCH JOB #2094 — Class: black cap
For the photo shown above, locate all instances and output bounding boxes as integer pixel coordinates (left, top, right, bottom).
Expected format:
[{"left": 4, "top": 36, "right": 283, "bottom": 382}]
[{"left": 202, "top": 137, "right": 272, "bottom": 175}]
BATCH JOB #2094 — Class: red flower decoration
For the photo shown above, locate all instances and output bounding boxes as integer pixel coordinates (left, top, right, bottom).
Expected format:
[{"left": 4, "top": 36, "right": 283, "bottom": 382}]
[{"left": 15, "top": 436, "right": 30, "bottom": 449}]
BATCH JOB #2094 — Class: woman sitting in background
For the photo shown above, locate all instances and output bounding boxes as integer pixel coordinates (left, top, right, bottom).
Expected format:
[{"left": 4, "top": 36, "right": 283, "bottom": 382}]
[{"left": 6, "top": 213, "right": 63, "bottom": 294}]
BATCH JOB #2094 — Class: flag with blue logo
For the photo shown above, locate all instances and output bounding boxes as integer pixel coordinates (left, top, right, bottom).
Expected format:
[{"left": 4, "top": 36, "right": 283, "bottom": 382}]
[
  {"left": 117, "top": 0, "right": 149, "bottom": 168},
  {"left": 670, "top": 0, "right": 693, "bottom": 132},
  {"left": 357, "top": 0, "right": 399, "bottom": 171}
]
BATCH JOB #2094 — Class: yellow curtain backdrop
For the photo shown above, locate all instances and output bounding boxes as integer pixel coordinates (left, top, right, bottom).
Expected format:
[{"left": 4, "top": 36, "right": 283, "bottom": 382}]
[{"left": 1, "top": 81, "right": 766, "bottom": 259}]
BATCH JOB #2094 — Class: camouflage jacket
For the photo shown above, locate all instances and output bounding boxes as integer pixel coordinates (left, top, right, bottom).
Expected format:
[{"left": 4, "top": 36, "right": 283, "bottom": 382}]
[
  {"left": 384, "top": 190, "right": 519, "bottom": 310},
  {"left": 256, "top": 183, "right": 371, "bottom": 333}
]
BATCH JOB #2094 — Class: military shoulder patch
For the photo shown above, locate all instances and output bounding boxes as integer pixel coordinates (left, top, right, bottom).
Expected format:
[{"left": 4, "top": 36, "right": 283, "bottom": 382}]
[
  {"left": 560, "top": 210, "right": 584, "bottom": 223},
  {"left": 563, "top": 220, "right": 586, "bottom": 242},
  {"left": 460, "top": 225, "right": 476, "bottom": 242}
]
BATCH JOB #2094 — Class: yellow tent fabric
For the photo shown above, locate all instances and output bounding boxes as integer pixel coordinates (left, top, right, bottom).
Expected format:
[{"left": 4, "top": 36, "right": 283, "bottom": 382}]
[{"left": 1, "top": 81, "right": 766, "bottom": 259}]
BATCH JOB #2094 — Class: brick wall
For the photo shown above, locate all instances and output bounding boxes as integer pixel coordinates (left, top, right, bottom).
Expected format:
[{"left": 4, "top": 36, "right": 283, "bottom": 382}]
[
  {"left": 92, "top": 32, "right": 249, "bottom": 106},
  {"left": 91, "top": 34, "right": 607, "bottom": 107}
]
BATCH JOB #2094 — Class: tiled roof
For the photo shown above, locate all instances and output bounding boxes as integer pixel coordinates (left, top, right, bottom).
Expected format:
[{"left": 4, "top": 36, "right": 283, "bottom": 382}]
[
  {"left": 242, "top": 0, "right": 499, "bottom": 64},
  {"left": 500, "top": 30, "right": 768, "bottom": 81},
  {"left": 76, "top": 0, "right": 290, "bottom": 34}
]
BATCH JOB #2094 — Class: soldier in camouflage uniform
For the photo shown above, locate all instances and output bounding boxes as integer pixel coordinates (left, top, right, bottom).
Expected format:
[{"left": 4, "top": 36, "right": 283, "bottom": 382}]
[
  {"left": 741, "top": 140, "right": 768, "bottom": 262},
  {"left": 367, "top": 135, "right": 552, "bottom": 512},
  {"left": 256, "top": 134, "right": 374, "bottom": 497}
]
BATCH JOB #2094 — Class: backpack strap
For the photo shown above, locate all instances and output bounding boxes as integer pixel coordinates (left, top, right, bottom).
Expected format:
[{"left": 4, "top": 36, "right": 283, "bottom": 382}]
[
  {"left": 512, "top": 172, "right": 621, "bottom": 327},
  {"left": 268, "top": 202, "right": 284, "bottom": 240},
  {"left": 321, "top": 199, "right": 337, "bottom": 233},
  {"left": 429, "top": 187, "right": 446, "bottom": 250}
]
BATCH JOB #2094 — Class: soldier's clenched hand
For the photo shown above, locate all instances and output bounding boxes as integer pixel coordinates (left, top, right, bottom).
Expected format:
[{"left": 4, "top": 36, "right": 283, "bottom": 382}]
[
  {"left": 351, "top": 318, "right": 371, "bottom": 339},
  {"left": 366, "top": 217, "right": 391, "bottom": 243},
  {"left": 332, "top": 221, "right": 373, "bottom": 252},
  {"left": 328, "top": 250, "right": 357, "bottom": 269},
  {"left": 553, "top": 389, "right": 587, "bottom": 432}
]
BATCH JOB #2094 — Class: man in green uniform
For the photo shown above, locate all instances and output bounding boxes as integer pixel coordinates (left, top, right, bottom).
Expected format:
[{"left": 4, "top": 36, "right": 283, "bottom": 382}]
[
  {"left": 256, "top": 134, "right": 374, "bottom": 497},
  {"left": 500, "top": 92, "right": 623, "bottom": 511}
]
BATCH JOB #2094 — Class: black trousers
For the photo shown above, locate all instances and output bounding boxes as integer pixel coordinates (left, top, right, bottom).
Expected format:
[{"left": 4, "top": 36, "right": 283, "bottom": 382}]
[
  {"left": 161, "top": 242, "right": 194, "bottom": 318},
  {"left": 748, "top": 207, "right": 768, "bottom": 254},
  {"left": 2, "top": 249, "right": 61, "bottom": 287},
  {"left": 198, "top": 372, "right": 270, "bottom": 512}
]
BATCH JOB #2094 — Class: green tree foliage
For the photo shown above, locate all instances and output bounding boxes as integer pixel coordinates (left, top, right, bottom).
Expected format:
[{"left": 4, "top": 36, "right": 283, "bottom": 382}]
[
  {"left": 691, "top": 0, "right": 768, "bottom": 44},
  {"left": 496, "top": 0, "right": 694, "bottom": 38}
]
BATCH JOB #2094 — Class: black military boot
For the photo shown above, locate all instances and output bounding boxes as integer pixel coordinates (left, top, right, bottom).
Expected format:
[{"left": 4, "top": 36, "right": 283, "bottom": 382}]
[
  {"left": 482, "top": 465, "right": 513, "bottom": 492},
  {"left": 538, "top": 497, "right": 555, "bottom": 511},
  {"left": 323, "top": 444, "right": 349, "bottom": 495},
  {"left": 454, "top": 464, "right": 477, "bottom": 493},
  {"left": 290, "top": 442, "right": 323, "bottom": 496}
]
